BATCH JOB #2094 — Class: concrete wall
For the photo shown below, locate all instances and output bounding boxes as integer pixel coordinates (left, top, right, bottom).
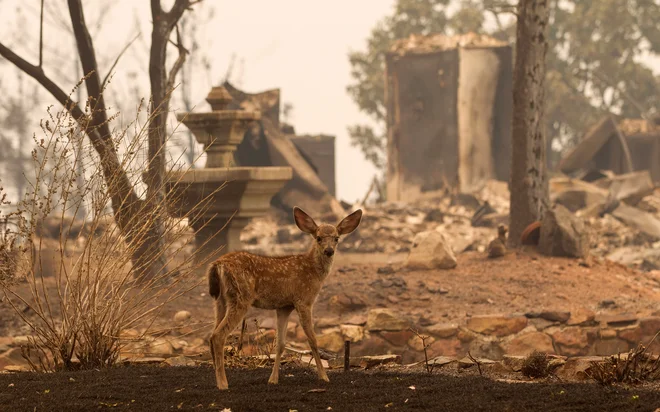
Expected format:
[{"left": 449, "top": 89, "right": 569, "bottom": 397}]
[{"left": 290, "top": 135, "right": 336, "bottom": 197}]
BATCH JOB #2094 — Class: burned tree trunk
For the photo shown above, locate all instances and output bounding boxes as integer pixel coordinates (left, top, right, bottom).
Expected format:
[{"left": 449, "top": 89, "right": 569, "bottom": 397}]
[
  {"left": 508, "top": 0, "right": 550, "bottom": 247},
  {"left": 0, "top": 0, "right": 197, "bottom": 282}
]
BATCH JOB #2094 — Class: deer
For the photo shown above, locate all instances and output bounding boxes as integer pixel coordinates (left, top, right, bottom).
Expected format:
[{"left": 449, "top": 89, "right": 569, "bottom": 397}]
[{"left": 207, "top": 206, "right": 363, "bottom": 390}]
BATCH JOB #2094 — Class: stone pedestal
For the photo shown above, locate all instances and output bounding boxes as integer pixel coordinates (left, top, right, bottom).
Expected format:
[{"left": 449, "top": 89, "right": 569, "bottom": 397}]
[{"left": 189, "top": 216, "right": 250, "bottom": 263}]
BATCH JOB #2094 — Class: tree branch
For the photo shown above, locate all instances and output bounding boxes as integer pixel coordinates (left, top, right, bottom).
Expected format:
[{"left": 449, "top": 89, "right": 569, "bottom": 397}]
[
  {"left": 67, "top": 0, "right": 111, "bottom": 140},
  {"left": 0, "top": 42, "right": 88, "bottom": 133},
  {"left": 39, "top": 0, "right": 45, "bottom": 68},
  {"left": 166, "top": 25, "right": 188, "bottom": 93},
  {"left": 101, "top": 33, "right": 141, "bottom": 91}
]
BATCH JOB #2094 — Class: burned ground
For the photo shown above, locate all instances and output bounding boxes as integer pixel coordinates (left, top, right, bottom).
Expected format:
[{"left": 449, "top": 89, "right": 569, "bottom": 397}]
[{"left": 1, "top": 364, "right": 659, "bottom": 412}]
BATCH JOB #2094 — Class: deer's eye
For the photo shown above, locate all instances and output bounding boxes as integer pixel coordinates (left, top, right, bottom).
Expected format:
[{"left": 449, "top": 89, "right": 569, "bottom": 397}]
[
  {"left": 334, "top": 237, "right": 339, "bottom": 242},
  {"left": 316, "top": 236, "right": 321, "bottom": 242}
]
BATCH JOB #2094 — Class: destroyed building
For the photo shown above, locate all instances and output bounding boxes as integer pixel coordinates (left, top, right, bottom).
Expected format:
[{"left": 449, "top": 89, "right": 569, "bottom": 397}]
[
  {"left": 385, "top": 33, "right": 513, "bottom": 201},
  {"left": 225, "top": 82, "right": 343, "bottom": 220},
  {"left": 559, "top": 116, "right": 660, "bottom": 182}
]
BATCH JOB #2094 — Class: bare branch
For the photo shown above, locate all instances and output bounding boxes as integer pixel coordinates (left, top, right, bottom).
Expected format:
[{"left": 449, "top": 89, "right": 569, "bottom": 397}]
[
  {"left": 101, "top": 33, "right": 141, "bottom": 91},
  {"left": 0, "top": 42, "right": 87, "bottom": 131},
  {"left": 67, "top": 0, "right": 111, "bottom": 139},
  {"left": 166, "top": 25, "right": 188, "bottom": 93},
  {"left": 39, "top": 0, "right": 45, "bottom": 68}
]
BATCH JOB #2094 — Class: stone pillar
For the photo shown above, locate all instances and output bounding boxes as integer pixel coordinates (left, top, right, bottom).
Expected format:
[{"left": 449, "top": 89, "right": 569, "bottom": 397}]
[{"left": 189, "top": 216, "right": 250, "bottom": 263}]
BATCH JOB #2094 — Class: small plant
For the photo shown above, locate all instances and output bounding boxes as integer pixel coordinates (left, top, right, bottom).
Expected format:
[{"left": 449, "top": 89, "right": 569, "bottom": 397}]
[
  {"left": 588, "top": 335, "right": 660, "bottom": 385},
  {"left": 410, "top": 327, "right": 434, "bottom": 373},
  {"left": 521, "top": 351, "right": 551, "bottom": 378}
]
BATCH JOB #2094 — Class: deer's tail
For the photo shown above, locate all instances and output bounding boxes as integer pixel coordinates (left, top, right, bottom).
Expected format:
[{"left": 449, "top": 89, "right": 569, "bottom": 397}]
[{"left": 207, "top": 262, "right": 222, "bottom": 299}]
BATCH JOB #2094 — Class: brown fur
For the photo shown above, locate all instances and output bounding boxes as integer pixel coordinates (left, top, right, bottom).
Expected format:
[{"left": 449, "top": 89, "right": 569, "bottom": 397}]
[
  {"left": 487, "top": 224, "right": 508, "bottom": 259},
  {"left": 208, "top": 207, "right": 363, "bottom": 390}
]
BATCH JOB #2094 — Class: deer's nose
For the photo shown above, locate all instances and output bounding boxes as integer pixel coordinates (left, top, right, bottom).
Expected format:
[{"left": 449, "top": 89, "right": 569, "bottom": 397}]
[{"left": 324, "top": 248, "right": 334, "bottom": 257}]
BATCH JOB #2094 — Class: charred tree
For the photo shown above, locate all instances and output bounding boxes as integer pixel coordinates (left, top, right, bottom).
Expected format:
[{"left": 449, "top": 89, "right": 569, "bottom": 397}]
[
  {"left": 508, "top": 0, "right": 550, "bottom": 247},
  {"left": 0, "top": 0, "right": 198, "bottom": 281}
]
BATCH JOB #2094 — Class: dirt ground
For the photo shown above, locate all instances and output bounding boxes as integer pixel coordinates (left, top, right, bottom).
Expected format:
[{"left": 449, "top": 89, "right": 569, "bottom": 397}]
[
  {"left": 0, "top": 364, "right": 658, "bottom": 412},
  {"left": 156, "top": 249, "right": 660, "bottom": 339},
  {"left": 1, "top": 248, "right": 659, "bottom": 342}
]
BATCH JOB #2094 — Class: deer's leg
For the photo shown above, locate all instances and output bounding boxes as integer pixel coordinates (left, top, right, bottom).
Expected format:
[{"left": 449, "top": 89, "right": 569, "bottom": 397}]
[
  {"left": 209, "top": 297, "right": 227, "bottom": 367},
  {"left": 268, "top": 306, "right": 294, "bottom": 385},
  {"left": 210, "top": 302, "right": 249, "bottom": 390},
  {"left": 297, "top": 305, "right": 329, "bottom": 383}
]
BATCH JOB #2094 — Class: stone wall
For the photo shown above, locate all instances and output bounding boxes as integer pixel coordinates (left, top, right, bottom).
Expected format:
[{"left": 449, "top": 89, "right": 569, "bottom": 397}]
[{"left": 309, "top": 309, "right": 660, "bottom": 364}]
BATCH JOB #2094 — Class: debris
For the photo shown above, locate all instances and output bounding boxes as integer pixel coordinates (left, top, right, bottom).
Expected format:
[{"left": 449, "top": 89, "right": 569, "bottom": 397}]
[
  {"left": 539, "top": 204, "right": 590, "bottom": 258},
  {"left": 404, "top": 231, "right": 457, "bottom": 270},
  {"left": 359, "top": 354, "right": 401, "bottom": 369}
]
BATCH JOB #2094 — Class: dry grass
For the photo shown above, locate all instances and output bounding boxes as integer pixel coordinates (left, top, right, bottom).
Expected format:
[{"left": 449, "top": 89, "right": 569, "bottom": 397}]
[{"left": 0, "top": 85, "right": 221, "bottom": 371}]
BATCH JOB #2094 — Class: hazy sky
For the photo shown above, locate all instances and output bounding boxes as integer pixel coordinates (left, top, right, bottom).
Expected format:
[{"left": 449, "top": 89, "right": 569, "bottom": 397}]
[
  {"left": 0, "top": 0, "right": 397, "bottom": 203},
  {"left": 3, "top": 1, "right": 658, "bottom": 204}
]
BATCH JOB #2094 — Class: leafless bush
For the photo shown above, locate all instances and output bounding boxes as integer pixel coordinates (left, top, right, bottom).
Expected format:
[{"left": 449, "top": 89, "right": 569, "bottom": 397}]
[
  {"left": 521, "top": 351, "right": 551, "bottom": 378},
  {"left": 0, "top": 91, "right": 219, "bottom": 371},
  {"left": 588, "top": 337, "right": 660, "bottom": 385}
]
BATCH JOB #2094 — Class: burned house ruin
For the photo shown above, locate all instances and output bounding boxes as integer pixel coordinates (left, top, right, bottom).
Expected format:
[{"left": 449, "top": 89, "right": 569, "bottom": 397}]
[{"left": 385, "top": 33, "right": 513, "bottom": 201}]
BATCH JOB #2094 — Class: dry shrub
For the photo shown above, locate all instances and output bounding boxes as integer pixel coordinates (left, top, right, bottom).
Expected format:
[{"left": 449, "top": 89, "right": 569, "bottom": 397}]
[
  {"left": 0, "top": 89, "right": 220, "bottom": 371},
  {"left": 521, "top": 351, "right": 551, "bottom": 378},
  {"left": 588, "top": 337, "right": 660, "bottom": 385}
]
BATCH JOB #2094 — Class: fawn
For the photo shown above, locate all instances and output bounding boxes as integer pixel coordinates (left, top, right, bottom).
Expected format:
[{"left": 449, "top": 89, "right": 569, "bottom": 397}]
[{"left": 207, "top": 206, "right": 363, "bottom": 390}]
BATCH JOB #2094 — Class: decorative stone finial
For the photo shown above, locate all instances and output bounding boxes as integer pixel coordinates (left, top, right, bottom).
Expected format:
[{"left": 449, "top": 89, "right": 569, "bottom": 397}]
[{"left": 206, "top": 86, "right": 233, "bottom": 111}]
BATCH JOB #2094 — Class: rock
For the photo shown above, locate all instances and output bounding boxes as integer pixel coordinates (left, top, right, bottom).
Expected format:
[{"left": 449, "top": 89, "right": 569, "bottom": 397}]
[
  {"left": 317, "top": 331, "right": 344, "bottom": 352},
  {"left": 539, "top": 204, "right": 590, "bottom": 258},
  {"left": 427, "top": 356, "right": 456, "bottom": 368},
  {"left": 594, "top": 338, "right": 630, "bottom": 355},
  {"left": 638, "top": 317, "right": 660, "bottom": 337},
  {"left": 163, "top": 355, "right": 196, "bottom": 367},
  {"left": 467, "top": 314, "right": 528, "bottom": 337},
  {"left": 340, "top": 325, "right": 364, "bottom": 343},
  {"left": 598, "top": 329, "right": 617, "bottom": 339},
  {"left": 427, "top": 338, "right": 462, "bottom": 358},
  {"left": 359, "top": 354, "right": 401, "bottom": 369},
  {"left": 343, "top": 313, "right": 368, "bottom": 326},
  {"left": 404, "top": 231, "right": 457, "bottom": 270},
  {"left": 366, "top": 309, "right": 409, "bottom": 332},
  {"left": 504, "top": 332, "right": 555, "bottom": 356},
  {"left": 125, "top": 357, "right": 166, "bottom": 365},
  {"left": 148, "top": 338, "right": 175, "bottom": 356},
  {"left": 408, "top": 334, "right": 436, "bottom": 352},
  {"left": 377, "top": 265, "right": 395, "bottom": 275},
  {"left": 425, "top": 323, "right": 459, "bottom": 339},
  {"left": 12, "top": 336, "right": 30, "bottom": 346},
  {"left": 598, "top": 299, "right": 617, "bottom": 309},
  {"left": 502, "top": 355, "right": 526, "bottom": 371},
  {"left": 555, "top": 356, "right": 603, "bottom": 381},
  {"left": 567, "top": 308, "right": 596, "bottom": 326},
  {"left": 380, "top": 330, "right": 415, "bottom": 347},
  {"left": 329, "top": 293, "right": 367, "bottom": 312},
  {"left": 598, "top": 314, "right": 638, "bottom": 328},
  {"left": 551, "top": 327, "right": 596, "bottom": 356},
  {"left": 458, "top": 356, "right": 496, "bottom": 369},
  {"left": 173, "top": 310, "right": 192, "bottom": 324},
  {"left": 352, "top": 335, "right": 390, "bottom": 356},
  {"left": 540, "top": 311, "right": 571, "bottom": 323}
]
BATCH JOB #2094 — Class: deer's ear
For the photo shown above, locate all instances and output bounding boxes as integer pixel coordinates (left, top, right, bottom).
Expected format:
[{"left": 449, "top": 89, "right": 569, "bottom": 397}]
[
  {"left": 337, "top": 209, "right": 362, "bottom": 236},
  {"left": 293, "top": 207, "right": 318, "bottom": 234}
]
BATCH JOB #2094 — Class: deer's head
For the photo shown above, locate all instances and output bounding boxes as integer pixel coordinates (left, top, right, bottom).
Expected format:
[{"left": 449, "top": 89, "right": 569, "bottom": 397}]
[{"left": 293, "top": 207, "right": 363, "bottom": 258}]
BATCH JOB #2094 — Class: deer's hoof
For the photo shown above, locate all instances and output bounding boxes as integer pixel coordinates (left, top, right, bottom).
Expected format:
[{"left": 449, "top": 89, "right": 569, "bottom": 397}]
[
  {"left": 320, "top": 374, "right": 330, "bottom": 383},
  {"left": 268, "top": 375, "right": 279, "bottom": 385}
]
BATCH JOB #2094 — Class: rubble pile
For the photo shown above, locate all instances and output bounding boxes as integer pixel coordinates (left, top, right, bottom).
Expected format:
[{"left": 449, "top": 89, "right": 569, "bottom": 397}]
[{"left": 241, "top": 172, "right": 660, "bottom": 271}]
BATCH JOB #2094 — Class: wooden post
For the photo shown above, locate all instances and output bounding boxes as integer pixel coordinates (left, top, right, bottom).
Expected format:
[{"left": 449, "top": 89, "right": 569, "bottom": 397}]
[{"left": 344, "top": 340, "right": 350, "bottom": 372}]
